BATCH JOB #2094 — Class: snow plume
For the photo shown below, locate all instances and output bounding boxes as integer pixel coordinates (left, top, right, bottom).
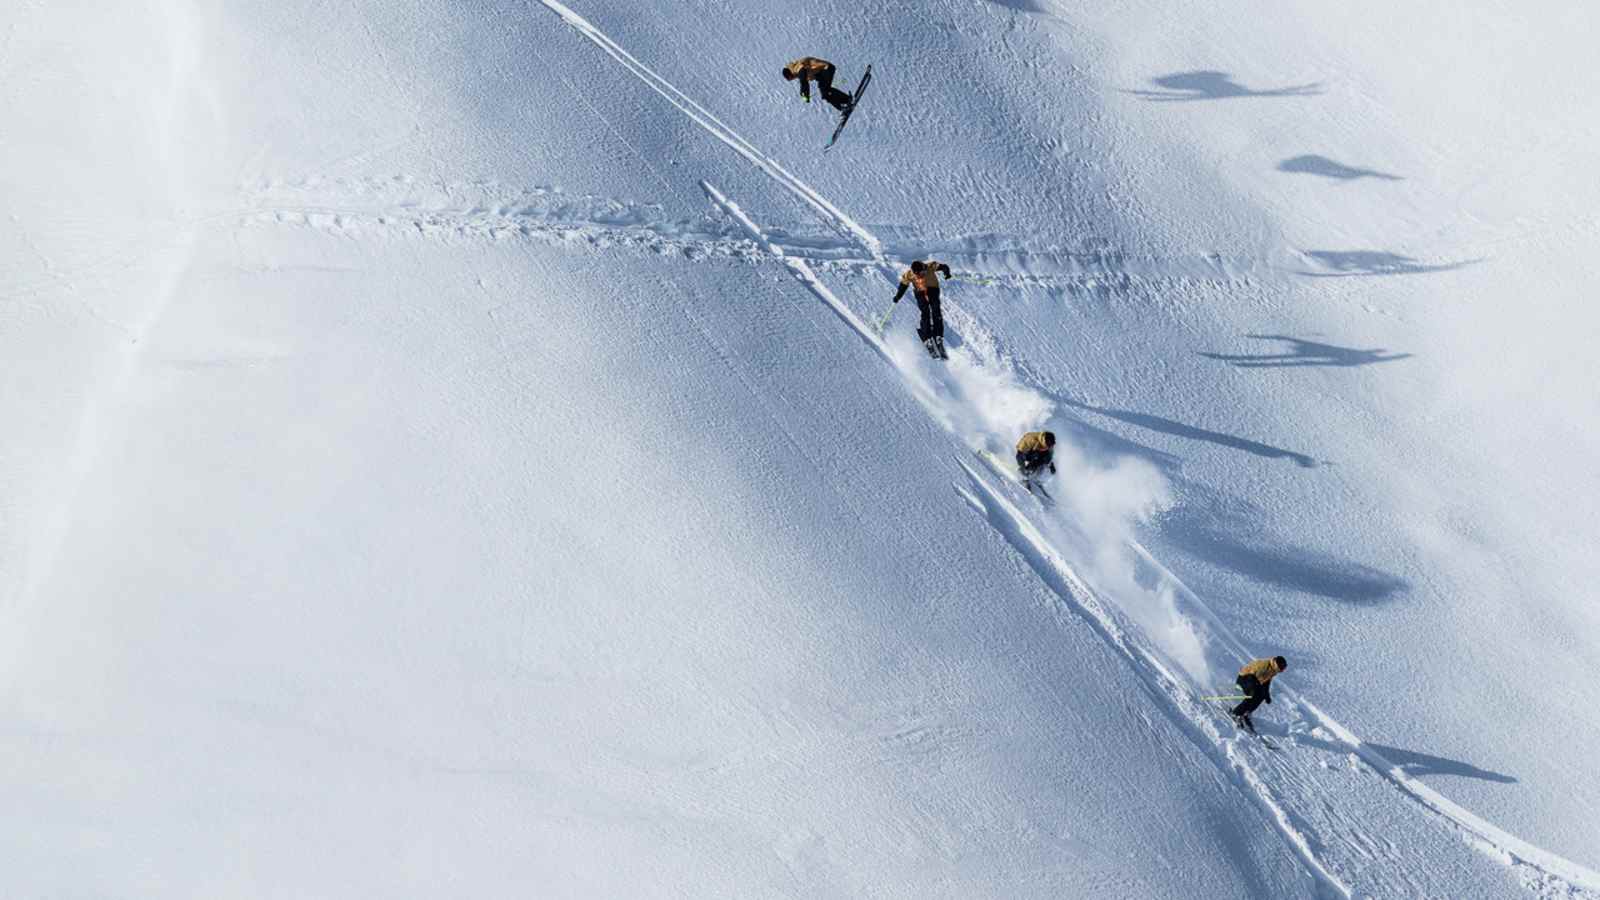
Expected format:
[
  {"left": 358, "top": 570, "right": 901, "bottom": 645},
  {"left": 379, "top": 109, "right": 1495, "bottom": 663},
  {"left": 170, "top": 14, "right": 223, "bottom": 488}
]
[
  {"left": 1049, "top": 442, "right": 1212, "bottom": 683},
  {"left": 888, "top": 324, "right": 1212, "bottom": 683}
]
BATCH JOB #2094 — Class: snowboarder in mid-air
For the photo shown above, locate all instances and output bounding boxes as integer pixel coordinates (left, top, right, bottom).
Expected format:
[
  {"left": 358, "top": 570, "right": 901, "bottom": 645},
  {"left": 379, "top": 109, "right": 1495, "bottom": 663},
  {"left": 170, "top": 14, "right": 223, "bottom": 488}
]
[
  {"left": 893, "top": 259, "right": 953, "bottom": 358},
  {"left": 1015, "top": 431, "right": 1057, "bottom": 481},
  {"left": 1231, "top": 655, "right": 1288, "bottom": 732},
  {"left": 783, "top": 57, "right": 853, "bottom": 111}
]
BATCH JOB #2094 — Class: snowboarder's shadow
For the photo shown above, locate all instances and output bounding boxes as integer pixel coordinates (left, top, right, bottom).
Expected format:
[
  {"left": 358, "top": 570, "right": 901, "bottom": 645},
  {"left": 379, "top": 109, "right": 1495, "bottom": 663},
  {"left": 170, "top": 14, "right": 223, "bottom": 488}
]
[{"left": 1129, "top": 70, "right": 1323, "bottom": 101}]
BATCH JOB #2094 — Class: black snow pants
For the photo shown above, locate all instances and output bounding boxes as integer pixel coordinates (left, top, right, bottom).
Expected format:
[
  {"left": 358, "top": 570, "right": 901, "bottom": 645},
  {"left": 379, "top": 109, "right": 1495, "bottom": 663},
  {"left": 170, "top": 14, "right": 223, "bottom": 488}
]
[
  {"left": 915, "top": 287, "right": 944, "bottom": 343},
  {"left": 1231, "top": 675, "right": 1271, "bottom": 718},
  {"left": 1016, "top": 449, "right": 1053, "bottom": 478},
  {"left": 812, "top": 65, "right": 852, "bottom": 110}
]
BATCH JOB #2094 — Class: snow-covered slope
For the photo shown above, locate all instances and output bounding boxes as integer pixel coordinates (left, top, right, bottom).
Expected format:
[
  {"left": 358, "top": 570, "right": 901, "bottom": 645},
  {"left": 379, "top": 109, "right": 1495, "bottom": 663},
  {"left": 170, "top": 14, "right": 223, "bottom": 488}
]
[{"left": 3, "top": 1, "right": 1597, "bottom": 897}]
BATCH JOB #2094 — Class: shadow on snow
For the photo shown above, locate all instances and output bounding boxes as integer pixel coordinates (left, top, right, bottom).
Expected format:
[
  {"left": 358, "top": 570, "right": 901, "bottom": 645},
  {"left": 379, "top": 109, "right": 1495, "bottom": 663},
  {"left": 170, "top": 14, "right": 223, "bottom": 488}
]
[
  {"left": 1200, "top": 334, "right": 1412, "bottom": 368},
  {"left": 1129, "top": 71, "right": 1324, "bottom": 102},
  {"left": 1360, "top": 742, "right": 1518, "bottom": 784},
  {"left": 1279, "top": 154, "right": 1403, "bottom": 181},
  {"left": 1160, "top": 505, "right": 1408, "bottom": 606},
  {"left": 1063, "top": 398, "right": 1320, "bottom": 468},
  {"left": 1299, "top": 250, "right": 1480, "bottom": 277}
]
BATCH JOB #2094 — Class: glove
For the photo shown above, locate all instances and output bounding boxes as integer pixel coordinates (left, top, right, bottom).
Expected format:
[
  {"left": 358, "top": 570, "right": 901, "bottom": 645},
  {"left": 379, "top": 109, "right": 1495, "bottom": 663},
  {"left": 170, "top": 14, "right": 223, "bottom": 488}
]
[
  {"left": 1049, "top": 462, "right": 1057, "bottom": 474},
  {"left": 803, "top": 94, "right": 811, "bottom": 103},
  {"left": 892, "top": 295, "right": 900, "bottom": 303},
  {"left": 1265, "top": 696, "right": 1272, "bottom": 704}
]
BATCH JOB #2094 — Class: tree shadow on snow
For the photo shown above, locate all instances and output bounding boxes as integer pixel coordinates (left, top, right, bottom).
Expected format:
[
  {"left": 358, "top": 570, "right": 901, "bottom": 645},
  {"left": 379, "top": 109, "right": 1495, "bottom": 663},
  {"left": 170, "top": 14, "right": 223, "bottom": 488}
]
[
  {"left": 1299, "top": 250, "right": 1480, "bottom": 277},
  {"left": 1128, "top": 71, "right": 1324, "bottom": 102},
  {"left": 1062, "top": 398, "right": 1320, "bottom": 468},
  {"left": 1200, "top": 334, "right": 1412, "bottom": 368},
  {"left": 1278, "top": 154, "right": 1403, "bottom": 181},
  {"left": 1160, "top": 505, "right": 1407, "bottom": 605}
]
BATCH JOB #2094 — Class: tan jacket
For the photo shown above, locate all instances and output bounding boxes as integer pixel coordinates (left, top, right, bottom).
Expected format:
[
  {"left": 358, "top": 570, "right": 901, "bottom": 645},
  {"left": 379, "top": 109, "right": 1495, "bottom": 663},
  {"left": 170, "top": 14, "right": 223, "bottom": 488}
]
[
  {"left": 784, "top": 57, "right": 834, "bottom": 80},
  {"left": 899, "top": 260, "right": 947, "bottom": 293},
  {"left": 1239, "top": 658, "right": 1283, "bottom": 684},
  {"left": 1016, "top": 432, "right": 1052, "bottom": 454}
]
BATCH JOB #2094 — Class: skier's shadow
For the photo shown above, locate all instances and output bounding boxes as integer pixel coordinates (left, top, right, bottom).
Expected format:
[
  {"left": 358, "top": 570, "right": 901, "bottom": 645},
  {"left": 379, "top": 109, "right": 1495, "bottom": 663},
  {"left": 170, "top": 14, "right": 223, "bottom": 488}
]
[
  {"left": 1283, "top": 732, "right": 1517, "bottom": 784},
  {"left": 1279, "top": 154, "right": 1403, "bottom": 181},
  {"left": 1364, "top": 742, "right": 1518, "bottom": 783},
  {"left": 985, "top": 0, "right": 1056, "bottom": 12},
  {"left": 1299, "top": 250, "right": 1479, "bottom": 277},
  {"left": 1161, "top": 503, "right": 1406, "bottom": 605},
  {"left": 1061, "top": 398, "right": 1320, "bottom": 468},
  {"left": 1129, "top": 70, "right": 1324, "bottom": 101},
  {"left": 1200, "top": 334, "right": 1411, "bottom": 368}
]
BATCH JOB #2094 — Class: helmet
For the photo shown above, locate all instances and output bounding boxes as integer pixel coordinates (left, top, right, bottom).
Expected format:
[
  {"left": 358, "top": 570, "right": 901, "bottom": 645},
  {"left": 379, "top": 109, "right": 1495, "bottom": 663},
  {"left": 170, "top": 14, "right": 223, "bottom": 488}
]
[
  {"left": 782, "top": 67, "right": 796, "bottom": 80},
  {"left": 1043, "top": 431, "right": 1057, "bottom": 446},
  {"left": 1274, "top": 655, "right": 1288, "bottom": 670},
  {"left": 910, "top": 260, "right": 926, "bottom": 273}
]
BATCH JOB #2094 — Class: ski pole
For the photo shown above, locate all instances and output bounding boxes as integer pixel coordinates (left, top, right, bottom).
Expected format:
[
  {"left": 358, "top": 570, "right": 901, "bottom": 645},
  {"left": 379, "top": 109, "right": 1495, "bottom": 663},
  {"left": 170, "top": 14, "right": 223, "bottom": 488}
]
[
  {"left": 951, "top": 273, "right": 995, "bottom": 286},
  {"left": 1201, "top": 694, "right": 1248, "bottom": 701},
  {"left": 874, "top": 302, "right": 895, "bottom": 335}
]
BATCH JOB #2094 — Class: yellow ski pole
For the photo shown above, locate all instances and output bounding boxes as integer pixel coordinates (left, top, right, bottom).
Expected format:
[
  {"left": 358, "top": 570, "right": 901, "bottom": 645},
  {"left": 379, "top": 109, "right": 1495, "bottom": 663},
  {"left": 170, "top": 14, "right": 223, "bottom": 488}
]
[{"left": 874, "top": 301, "right": 896, "bottom": 335}]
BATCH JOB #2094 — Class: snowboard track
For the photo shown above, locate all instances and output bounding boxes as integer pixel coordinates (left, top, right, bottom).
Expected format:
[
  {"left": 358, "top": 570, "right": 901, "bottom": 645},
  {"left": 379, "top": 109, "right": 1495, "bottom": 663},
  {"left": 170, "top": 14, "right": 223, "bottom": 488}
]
[{"left": 528, "top": 3, "right": 1600, "bottom": 896}]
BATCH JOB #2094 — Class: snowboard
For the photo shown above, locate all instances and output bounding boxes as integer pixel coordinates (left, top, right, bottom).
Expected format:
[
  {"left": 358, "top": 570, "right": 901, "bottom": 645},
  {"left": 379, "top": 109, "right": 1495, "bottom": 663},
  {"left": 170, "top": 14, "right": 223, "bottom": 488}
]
[{"left": 824, "top": 64, "right": 872, "bottom": 151}]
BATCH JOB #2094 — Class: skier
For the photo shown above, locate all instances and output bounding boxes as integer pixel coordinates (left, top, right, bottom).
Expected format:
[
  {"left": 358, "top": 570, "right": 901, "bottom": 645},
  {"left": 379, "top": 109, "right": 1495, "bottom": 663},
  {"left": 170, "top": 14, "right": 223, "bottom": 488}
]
[
  {"left": 1015, "top": 431, "right": 1057, "bottom": 480},
  {"left": 782, "top": 57, "right": 853, "bottom": 111},
  {"left": 1230, "top": 655, "right": 1288, "bottom": 732},
  {"left": 892, "top": 259, "right": 953, "bottom": 358}
]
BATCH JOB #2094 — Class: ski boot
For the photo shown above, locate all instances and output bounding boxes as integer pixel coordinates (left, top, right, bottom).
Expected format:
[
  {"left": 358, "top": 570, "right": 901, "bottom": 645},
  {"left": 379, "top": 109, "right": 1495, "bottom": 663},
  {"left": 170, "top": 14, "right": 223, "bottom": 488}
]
[{"left": 932, "top": 335, "right": 948, "bottom": 359}]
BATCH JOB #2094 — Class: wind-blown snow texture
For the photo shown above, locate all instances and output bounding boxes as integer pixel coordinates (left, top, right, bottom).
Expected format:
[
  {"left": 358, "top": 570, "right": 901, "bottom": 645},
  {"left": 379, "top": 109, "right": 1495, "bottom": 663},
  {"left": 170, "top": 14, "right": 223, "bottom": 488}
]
[{"left": 3, "top": 1, "right": 1597, "bottom": 897}]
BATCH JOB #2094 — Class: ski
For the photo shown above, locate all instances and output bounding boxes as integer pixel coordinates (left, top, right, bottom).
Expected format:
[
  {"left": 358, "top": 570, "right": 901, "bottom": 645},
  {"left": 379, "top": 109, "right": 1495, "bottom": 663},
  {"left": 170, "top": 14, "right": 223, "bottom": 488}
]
[
  {"left": 1238, "top": 720, "right": 1283, "bottom": 751},
  {"left": 1209, "top": 699, "right": 1283, "bottom": 751},
  {"left": 976, "top": 450, "right": 1055, "bottom": 507},
  {"left": 824, "top": 64, "right": 872, "bottom": 151},
  {"left": 977, "top": 450, "right": 1013, "bottom": 481}
]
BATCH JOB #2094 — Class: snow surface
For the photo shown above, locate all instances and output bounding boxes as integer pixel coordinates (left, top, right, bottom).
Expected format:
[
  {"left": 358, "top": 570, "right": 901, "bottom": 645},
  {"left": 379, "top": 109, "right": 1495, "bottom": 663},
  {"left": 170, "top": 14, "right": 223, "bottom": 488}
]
[{"left": 4, "top": 0, "right": 1598, "bottom": 897}]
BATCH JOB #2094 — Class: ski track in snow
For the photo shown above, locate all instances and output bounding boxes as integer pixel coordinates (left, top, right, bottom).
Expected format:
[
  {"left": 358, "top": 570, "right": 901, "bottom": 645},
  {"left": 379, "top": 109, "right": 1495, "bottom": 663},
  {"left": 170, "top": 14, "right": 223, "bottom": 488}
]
[
  {"left": 522, "top": 5, "right": 1600, "bottom": 897},
  {"left": 1123, "top": 541, "right": 1600, "bottom": 897},
  {"left": 535, "top": 0, "right": 881, "bottom": 257},
  {"left": 699, "top": 180, "right": 887, "bottom": 358},
  {"left": 237, "top": 175, "right": 1265, "bottom": 287},
  {"left": 959, "top": 456, "right": 1352, "bottom": 898},
  {"left": 221, "top": 3, "right": 1600, "bottom": 896}
]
